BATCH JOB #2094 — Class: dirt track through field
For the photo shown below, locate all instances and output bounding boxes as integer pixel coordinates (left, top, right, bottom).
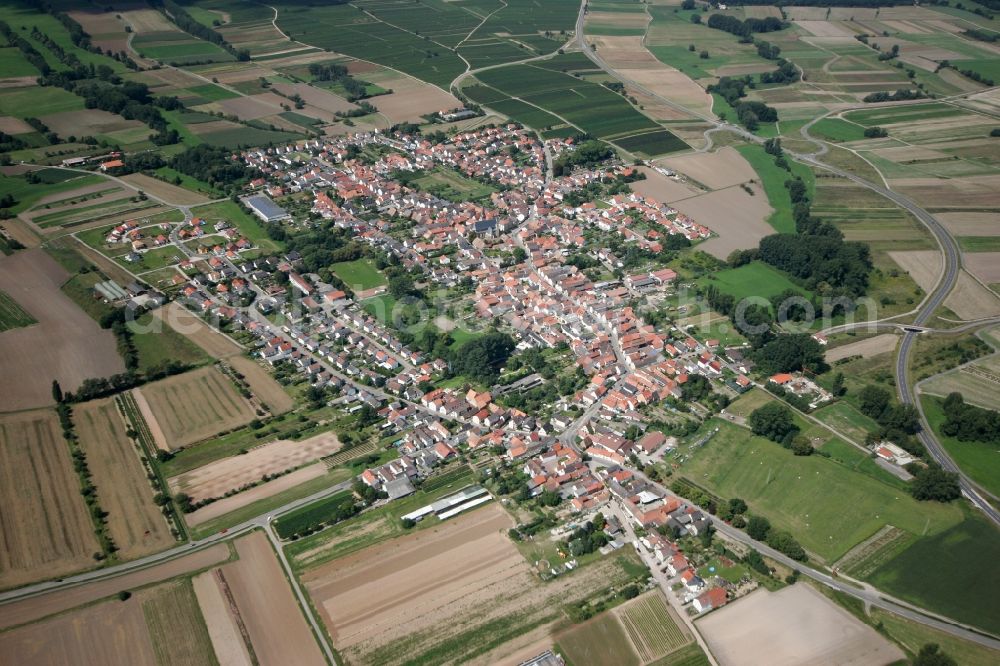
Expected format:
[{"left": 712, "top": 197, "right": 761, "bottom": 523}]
[
  {"left": 0, "top": 249, "right": 124, "bottom": 412},
  {"left": 0, "top": 409, "right": 99, "bottom": 590},
  {"left": 169, "top": 432, "right": 341, "bottom": 502},
  {"left": 74, "top": 398, "right": 175, "bottom": 560},
  {"left": 221, "top": 533, "right": 325, "bottom": 666},
  {"left": 0, "top": 543, "right": 229, "bottom": 630}
]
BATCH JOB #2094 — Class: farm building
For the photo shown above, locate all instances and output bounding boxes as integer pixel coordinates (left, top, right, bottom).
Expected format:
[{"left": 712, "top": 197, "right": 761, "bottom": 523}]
[
  {"left": 401, "top": 485, "right": 492, "bottom": 522},
  {"left": 242, "top": 194, "right": 290, "bottom": 223}
]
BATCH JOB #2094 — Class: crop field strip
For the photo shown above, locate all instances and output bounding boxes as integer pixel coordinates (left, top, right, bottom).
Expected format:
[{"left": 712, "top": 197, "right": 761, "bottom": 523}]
[
  {"left": 615, "top": 591, "right": 691, "bottom": 663},
  {"left": 0, "top": 409, "right": 99, "bottom": 589},
  {"left": 0, "top": 288, "right": 36, "bottom": 331}
]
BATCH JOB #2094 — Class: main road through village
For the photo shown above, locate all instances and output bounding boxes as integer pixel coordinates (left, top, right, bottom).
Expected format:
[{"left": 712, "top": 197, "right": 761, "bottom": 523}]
[{"left": 3, "top": 4, "right": 999, "bottom": 661}]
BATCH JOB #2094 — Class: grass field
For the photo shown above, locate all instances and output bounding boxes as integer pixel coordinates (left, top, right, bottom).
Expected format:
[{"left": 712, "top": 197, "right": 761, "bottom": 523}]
[
  {"left": 557, "top": 611, "right": 639, "bottom": 666},
  {"left": 811, "top": 401, "right": 881, "bottom": 444},
  {"left": 139, "top": 366, "right": 257, "bottom": 449},
  {"left": 331, "top": 258, "right": 386, "bottom": 290},
  {"left": 736, "top": 144, "right": 815, "bottom": 234},
  {"left": 868, "top": 508, "right": 1000, "bottom": 636},
  {"left": 678, "top": 420, "right": 962, "bottom": 562},
  {"left": 809, "top": 118, "right": 869, "bottom": 143},
  {"left": 921, "top": 395, "right": 1000, "bottom": 498},
  {"left": 0, "top": 289, "right": 36, "bottom": 332},
  {"left": 958, "top": 236, "right": 1000, "bottom": 252},
  {"left": 0, "top": 172, "right": 104, "bottom": 215},
  {"left": 411, "top": 167, "right": 497, "bottom": 203},
  {"left": 697, "top": 261, "right": 809, "bottom": 304},
  {"left": 870, "top": 607, "right": 1000, "bottom": 666},
  {"left": 130, "top": 312, "right": 213, "bottom": 375}
]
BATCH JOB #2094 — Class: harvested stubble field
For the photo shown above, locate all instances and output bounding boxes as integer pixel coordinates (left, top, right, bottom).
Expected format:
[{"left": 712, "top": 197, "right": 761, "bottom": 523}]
[
  {"left": 674, "top": 185, "right": 773, "bottom": 260},
  {"left": 302, "top": 503, "right": 642, "bottom": 665},
  {"left": 155, "top": 301, "right": 243, "bottom": 359},
  {"left": 0, "top": 409, "right": 98, "bottom": 589},
  {"left": 228, "top": 355, "right": 294, "bottom": 415},
  {"left": 168, "top": 431, "right": 342, "bottom": 503},
  {"left": 825, "top": 333, "right": 899, "bottom": 363},
  {"left": 137, "top": 366, "right": 257, "bottom": 449},
  {"left": 0, "top": 249, "right": 124, "bottom": 412},
  {"left": 74, "top": 398, "right": 175, "bottom": 560},
  {"left": 118, "top": 173, "right": 210, "bottom": 206},
  {"left": 214, "top": 532, "right": 326, "bottom": 666},
  {"left": 696, "top": 585, "right": 903, "bottom": 666},
  {"left": 0, "top": 577, "right": 219, "bottom": 665},
  {"left": 944, "top": 270, "right": 1000, "bottom": 320}
]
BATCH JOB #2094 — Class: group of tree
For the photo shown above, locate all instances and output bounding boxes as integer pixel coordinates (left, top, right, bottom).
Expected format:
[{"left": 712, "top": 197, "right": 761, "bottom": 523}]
[
  {"left": 565, "top": 517, "right": 610, "bottom": 557},
  {"left": 748, "top": 402, "right": 814, "bottom": 455},
  {"left": 307, "top": 63, "right": 371, "bottom": 101},
  {"left": 706, "top": 14, "right": 786, "bottom": 41},
  {"left": 745, "top": 515, "right": 807, "bottom": 560},
  {"left": 759, "top": 60, "right": 800, "bottom": 85},
  {"left": 857, "top": 384, "right": 922, "bottom": 449},
  {"left": 551, "top": 140, "right": 614, "bottom": 176},
  {"left": 863, "top": 89, "right": 927, "bottom": 103},
  {"left": 756, "top": 233, "right": 872, "bottom": 297},
  {"left": 753, "top": 333, "right": 828, "bottom": 375},
  {"left": 707, "top": 76, "right": 778, "bottom": 131},
  {"left": 940, "top": 392, "right": 1000, "bottom": 443},
  {"left": 907, "top": 464, "right": 961, "bottom": 502},
  {"left": 449, "top": 331, "right": 516, "bottom": 384}
]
